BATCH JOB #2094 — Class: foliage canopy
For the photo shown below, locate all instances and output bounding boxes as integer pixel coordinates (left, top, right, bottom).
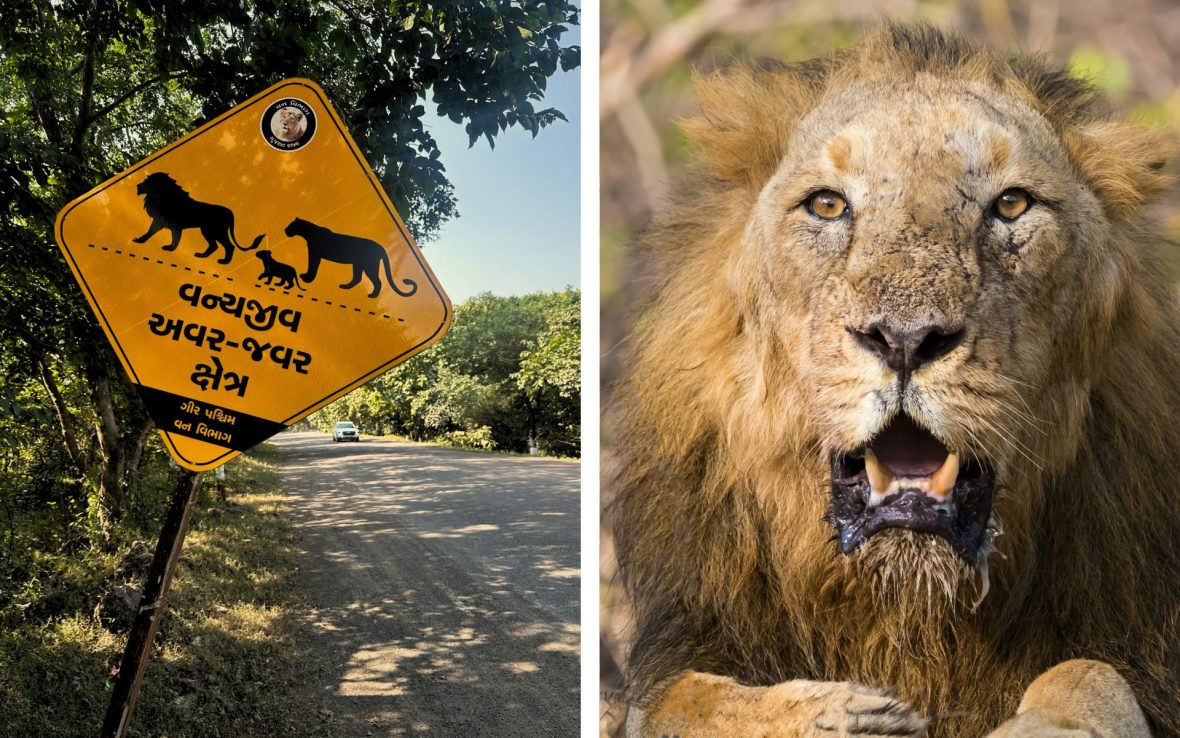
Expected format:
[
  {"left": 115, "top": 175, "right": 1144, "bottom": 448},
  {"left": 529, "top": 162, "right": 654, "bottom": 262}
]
[{"left": 312, "top": 289, "right": 581, "bottom": 456}]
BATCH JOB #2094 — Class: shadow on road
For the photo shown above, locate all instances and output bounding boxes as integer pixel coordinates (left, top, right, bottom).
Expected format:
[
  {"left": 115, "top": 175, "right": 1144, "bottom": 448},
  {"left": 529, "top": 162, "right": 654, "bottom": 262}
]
[{"left": 272, "top": 432, "right": 580, "bottom": 737}]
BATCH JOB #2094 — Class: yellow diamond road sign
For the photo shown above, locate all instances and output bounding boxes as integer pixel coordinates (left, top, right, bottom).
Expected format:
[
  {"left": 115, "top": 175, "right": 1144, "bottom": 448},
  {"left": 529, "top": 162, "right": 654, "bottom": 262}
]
[{"left": 55, "top": 78, "right": 451, "bottom": 471}]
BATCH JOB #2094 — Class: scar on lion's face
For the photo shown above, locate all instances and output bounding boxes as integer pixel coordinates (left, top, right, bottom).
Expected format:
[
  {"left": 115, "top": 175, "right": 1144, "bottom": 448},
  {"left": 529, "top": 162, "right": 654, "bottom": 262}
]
[{"left": 733, "top": 79, "right": 1116, "bottom": 564}]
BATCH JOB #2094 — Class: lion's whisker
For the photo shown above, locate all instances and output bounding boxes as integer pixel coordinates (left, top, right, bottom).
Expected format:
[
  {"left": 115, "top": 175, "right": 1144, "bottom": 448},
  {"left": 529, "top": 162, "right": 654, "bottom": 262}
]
[
  {"left": 969, "top": 414, "right": 1045, "bottom": 472},
  {"left": 961, "top": 390, "right": 1049, "bottom": 432}
]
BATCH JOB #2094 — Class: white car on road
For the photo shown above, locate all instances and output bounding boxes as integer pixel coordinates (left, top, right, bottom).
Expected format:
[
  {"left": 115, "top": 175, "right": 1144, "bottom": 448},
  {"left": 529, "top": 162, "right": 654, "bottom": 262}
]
[{"left": 332, "top": 421, "right": 360, "bottom": 442}]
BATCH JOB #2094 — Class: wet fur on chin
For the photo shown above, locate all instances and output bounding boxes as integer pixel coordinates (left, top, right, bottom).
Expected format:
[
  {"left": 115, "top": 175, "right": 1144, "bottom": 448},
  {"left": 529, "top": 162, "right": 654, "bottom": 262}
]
[
  {"left": 843, "top": 529, "right": 985, "bottom": 614},
  {"left": 609, "top": 22, "right": 1180, "bottom": 738}
]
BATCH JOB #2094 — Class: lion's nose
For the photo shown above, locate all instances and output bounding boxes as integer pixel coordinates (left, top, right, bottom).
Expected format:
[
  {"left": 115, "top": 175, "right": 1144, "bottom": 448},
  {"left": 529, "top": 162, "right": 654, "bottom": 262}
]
[{"left": 848, "top": 322, "right": 966, "bottom": 383}]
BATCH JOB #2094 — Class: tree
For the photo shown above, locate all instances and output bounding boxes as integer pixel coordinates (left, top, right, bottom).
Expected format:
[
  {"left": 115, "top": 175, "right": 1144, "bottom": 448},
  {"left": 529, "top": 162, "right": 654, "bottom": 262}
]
[
  {"left": 311, "top": 290, "right": 581, "bottom": 456},
  {"left": 516, "top": 289, "right": 579, "bottom": 454},
  {"left": 0, "top": 0, "right": 579, "bottom": 528}
]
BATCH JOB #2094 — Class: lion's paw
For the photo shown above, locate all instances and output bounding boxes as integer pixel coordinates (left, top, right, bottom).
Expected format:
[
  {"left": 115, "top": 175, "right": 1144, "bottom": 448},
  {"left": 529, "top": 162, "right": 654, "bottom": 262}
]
[
  {"left": 985, "top": 708, "right": 1094, "bottom": 738},
  {"left": 635, "top": 673, "right": 927, "bottom": 738},
  {"left": 806, "top": 682, "right": 928, "bottom": 737},
  {"left": 986, "top": 660, "right": 1150, "bottom": 738}
]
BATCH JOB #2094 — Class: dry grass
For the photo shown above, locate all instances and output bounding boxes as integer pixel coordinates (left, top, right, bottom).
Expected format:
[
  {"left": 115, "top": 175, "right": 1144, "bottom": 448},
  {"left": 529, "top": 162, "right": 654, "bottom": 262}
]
[{"left": 0, "top": 444, "right": 306, "bottom": 737}]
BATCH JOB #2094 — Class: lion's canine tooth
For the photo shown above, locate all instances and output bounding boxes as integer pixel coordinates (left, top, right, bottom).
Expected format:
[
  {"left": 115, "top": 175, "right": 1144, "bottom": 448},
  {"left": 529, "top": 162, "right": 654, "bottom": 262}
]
[
  {"left": 930, "top": 452, "right": 960, "bottom": 501},
  {"left": 865, "top": 448, "right": 892, "bottom": 507}
]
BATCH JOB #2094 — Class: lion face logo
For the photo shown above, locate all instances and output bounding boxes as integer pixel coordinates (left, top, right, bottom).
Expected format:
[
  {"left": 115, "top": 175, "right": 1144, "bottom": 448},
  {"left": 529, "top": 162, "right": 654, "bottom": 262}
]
[
  {"left": 261, "top": 100, "right": 315, "bottom": 150},
  {"left": 273, "top": 108, "right": 305, "bottom": 142}
]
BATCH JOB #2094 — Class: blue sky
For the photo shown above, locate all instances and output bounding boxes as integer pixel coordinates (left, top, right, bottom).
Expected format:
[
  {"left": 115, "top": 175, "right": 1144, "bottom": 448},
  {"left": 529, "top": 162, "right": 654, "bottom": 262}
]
[{"left": 419, "top": 33, "right": 581, "bottom": 304}]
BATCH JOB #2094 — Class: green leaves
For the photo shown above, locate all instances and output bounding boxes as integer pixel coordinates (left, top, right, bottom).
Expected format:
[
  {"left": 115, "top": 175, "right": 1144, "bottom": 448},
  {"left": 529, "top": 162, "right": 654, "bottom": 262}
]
[
  {"left": 312, "top": 0, "right": 581, "bottom": 240},
  {"left": 2, "top": 0, "right": 577, "bottom": 243},
  {"left": 516, "top": 290, "right": 580, "bottom": 401},
  {"left": 514, "top": 289, "right": 579, "bottom": 454},
  {"left": 1069, "top": 45, "right": 1131, "bottom": 97}
]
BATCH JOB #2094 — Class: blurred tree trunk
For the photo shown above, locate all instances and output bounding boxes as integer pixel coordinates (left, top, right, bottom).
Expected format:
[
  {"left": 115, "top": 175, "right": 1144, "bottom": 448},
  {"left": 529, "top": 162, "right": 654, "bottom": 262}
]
[
  {"left": 37, "top": 359, "right": 87, "bottom": 472},
  {"left": 89, "top": 369, "right": 126, "bottom": 530},
  {"left": 123, "top": 418, "right": 156, "bottom": 495}
]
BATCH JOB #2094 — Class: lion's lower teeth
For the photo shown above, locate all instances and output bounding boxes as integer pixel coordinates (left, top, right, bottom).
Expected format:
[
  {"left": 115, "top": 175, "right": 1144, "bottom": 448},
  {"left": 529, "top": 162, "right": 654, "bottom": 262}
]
[{"left": 865, "top": 452, "right": 960, "bottom": 508}]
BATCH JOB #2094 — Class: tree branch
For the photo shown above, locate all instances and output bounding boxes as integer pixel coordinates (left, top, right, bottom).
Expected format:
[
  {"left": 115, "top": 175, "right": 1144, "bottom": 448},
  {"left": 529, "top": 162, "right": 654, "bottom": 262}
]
[
  {"left": 600, "top": 0, "right": 755, "bottom": 119},
  {"left": 21, "top": 74, "right": 66, "bottom": 149},
  {"left": 84, "top": 72, "right": 189, "bottom": 128},
  {"left": 91, "top": 374, "right": 121, "bottom": 456},
  {"left": 614, "top": 89, "right": 669, "bottom": 214},
  {"left": 323, "top": 0, "right": 377, "bottom": 32},
  {"left": 71, "top": 37, "right": 98, "bottom": 157}
]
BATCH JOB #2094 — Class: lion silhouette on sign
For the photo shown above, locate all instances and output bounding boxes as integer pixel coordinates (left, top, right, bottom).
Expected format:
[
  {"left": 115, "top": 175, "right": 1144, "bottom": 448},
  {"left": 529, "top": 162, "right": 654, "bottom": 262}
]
[
  {"left": 132, "top": 172, "right": 263, "bottom": 264},
  {"left": 284, "top": 217, "right": 417, "bottom": 299}
]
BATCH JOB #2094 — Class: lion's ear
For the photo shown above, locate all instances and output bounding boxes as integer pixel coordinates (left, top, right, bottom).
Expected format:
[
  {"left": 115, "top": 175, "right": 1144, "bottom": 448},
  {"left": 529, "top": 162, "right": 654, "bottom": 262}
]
[
  {"left": 680, "top": 65, "right": 823, "bottom": 187},
  {"left": 1065, "top": 120, "right": 1176, "bottom": 221}
]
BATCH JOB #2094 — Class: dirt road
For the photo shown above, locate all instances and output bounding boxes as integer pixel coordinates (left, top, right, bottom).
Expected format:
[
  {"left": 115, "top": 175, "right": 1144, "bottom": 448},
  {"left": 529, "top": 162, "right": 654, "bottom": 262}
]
[{"left": 269, "top": 431, "right": 580, "bottom": 736}]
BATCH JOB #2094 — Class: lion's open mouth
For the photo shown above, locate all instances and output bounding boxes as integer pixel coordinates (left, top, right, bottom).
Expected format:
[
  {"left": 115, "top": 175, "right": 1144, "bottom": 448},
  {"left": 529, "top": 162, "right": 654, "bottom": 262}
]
[{"left": 827, "top": 413, "right": 995, "bottom": 561}]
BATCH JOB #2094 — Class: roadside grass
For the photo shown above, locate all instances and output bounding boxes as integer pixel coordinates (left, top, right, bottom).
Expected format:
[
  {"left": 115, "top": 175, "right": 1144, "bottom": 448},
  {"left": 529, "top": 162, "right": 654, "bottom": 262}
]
[{"left": 0, "top": 444, "right": 305, "bottom": 737}]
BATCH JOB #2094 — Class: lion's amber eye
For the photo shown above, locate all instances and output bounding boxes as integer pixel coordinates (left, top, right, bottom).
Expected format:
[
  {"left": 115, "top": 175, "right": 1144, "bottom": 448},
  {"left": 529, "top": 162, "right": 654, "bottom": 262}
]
[
  {"left": 992, "top": 188, "right": 1031, "bottom": 221},
  {"left": 806, "top": 190, "right": 848, "bottom": 220}
]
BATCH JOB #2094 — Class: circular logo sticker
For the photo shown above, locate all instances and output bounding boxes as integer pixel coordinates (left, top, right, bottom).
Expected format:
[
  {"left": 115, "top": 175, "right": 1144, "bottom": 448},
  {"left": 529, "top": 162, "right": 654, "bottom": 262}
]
[{"left": 261, "top": 98, "right": 317, "bottom": 151}]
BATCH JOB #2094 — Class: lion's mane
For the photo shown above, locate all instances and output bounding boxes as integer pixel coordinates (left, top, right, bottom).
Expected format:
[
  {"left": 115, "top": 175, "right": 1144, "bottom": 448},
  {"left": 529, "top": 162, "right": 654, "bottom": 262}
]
[
  {"left": 609, "top": 24, "right": 1179, "bottom": 736},
  {"left": 138, "top": 172, "right": 198, "bottom": 222}
]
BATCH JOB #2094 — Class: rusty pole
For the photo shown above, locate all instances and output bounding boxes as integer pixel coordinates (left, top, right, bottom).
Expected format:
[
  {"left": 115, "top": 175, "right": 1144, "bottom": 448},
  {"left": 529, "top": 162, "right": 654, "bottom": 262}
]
[{"left": 100, "top": 469, "right": 203, "bottom": 738}]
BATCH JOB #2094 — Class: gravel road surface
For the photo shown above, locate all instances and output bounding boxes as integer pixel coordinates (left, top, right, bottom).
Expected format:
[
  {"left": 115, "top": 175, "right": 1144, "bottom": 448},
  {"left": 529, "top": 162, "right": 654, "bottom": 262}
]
[{"left": 270, "top": 431, "right": 580, "bottom": 736}]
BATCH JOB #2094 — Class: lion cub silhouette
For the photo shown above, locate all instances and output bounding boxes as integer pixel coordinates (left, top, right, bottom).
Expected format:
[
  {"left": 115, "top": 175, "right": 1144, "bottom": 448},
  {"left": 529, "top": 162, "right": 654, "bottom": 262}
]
[
  {"left": 283, "top": 217, "right": 417, "bottom": 298},
  {"left": 255, "top": 250, "right": 304, "bottom": 290},
  {"left": 132, "top": 172, "right": 263, "bottom": 264}
]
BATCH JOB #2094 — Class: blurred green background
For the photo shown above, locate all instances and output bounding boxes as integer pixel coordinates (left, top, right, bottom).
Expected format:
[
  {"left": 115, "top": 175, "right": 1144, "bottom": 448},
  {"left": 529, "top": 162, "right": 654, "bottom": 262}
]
[{"left": 598, "top": 3, "right": 1180, "bottom": 733}]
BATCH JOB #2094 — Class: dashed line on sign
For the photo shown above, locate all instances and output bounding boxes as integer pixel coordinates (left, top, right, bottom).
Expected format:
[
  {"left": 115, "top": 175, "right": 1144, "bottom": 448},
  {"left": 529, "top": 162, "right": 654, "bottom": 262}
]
[{"left": 85, "top": 243, "right": 400, "bottom": 320}]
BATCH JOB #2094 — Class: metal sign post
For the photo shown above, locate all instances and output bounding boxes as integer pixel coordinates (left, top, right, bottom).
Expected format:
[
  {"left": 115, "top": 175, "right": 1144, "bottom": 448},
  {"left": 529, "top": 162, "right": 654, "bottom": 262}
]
[{"left": 99, "top": 470, "right": 203, "bottom": 738}]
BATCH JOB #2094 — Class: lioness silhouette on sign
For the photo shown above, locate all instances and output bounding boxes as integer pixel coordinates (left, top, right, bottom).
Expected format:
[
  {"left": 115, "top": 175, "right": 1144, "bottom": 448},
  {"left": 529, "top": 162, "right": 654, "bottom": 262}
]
[
  {"left": 283, "top": 217, "right": 417, "bottom": 298},
  {"left": 132, "top": 172, "right": 263, "bottom": 264}
]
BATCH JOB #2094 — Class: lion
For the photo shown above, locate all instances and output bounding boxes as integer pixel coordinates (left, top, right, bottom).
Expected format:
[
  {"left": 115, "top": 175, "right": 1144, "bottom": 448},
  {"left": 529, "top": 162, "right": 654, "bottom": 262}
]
[
  {"left": 609, "top": 24, "right": 1179, "bottom": 738},
  {"left": 273, "top": 107, "right": 305, "bottom": 142},
  {"left": 132, "top": 172, "right": 263, "bottom": 264}
]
